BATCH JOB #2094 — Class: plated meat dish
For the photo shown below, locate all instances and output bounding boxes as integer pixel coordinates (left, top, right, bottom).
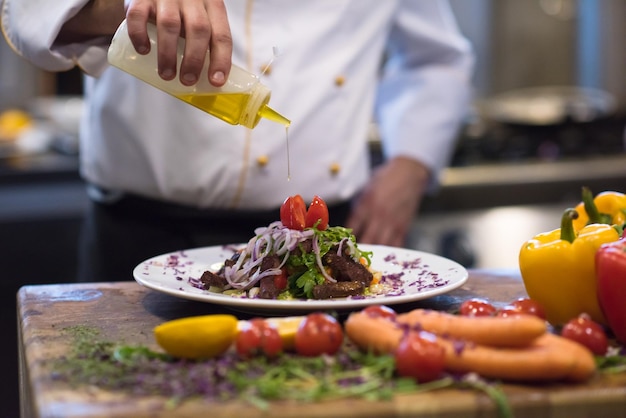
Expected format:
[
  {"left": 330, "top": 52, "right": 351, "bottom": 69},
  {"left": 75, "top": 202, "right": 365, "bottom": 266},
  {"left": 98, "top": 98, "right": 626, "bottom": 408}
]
[{"left": 199, "top": 195, "right": 377, "bottom": 300}]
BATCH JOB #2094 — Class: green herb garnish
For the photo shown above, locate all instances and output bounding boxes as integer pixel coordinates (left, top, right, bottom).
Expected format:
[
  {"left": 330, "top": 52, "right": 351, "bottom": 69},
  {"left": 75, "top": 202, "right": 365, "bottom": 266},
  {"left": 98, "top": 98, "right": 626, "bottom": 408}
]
[
  {"left": 286, "top": 226, "right": 370, "bottom": 298},
  {"left": 596, "top": 353, "right": 626, "bottom": 374},
  {"left": 50, "top": 327, "right": 445, "bottom": 406},
  {"left": 50, "top": 326, "right": 512, "bottom": 417}
]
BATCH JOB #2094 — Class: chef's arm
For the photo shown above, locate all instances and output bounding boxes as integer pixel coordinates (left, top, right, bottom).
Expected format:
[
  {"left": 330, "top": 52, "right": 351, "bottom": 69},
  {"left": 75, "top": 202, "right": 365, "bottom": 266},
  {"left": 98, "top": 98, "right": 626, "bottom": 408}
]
[
  {"left": 56, "top": 1, "right": 125, "bottom": 44},
  {"left": 346, "top": 1, "right": 474, "bottom": 247}
]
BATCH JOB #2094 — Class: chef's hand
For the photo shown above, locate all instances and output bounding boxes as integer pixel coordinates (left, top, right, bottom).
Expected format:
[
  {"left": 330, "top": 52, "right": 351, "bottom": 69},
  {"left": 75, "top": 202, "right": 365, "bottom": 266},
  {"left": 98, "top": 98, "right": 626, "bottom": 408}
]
[
  {"left": 346, "top": 157, "right": 430, "bottom": 247},
  {"left": 126, "top": 0, "right": 232, "bottom": 87}
]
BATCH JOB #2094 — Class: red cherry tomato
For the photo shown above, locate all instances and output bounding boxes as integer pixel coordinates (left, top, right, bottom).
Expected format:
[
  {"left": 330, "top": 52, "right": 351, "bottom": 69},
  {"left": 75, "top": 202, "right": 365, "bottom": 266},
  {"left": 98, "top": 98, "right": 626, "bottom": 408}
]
[
  {"left": 496, "top": 307, "right": 520, "bottom": 318},
  {"left": 561, "top": 314, "right": 608, "bottom": 356},
  {"left": 236, "top": 318, "right": 283, "bottom": 358},
  {"left": 362, "top": 305, "right": 397, "bottom": 320},
  {"left": 304, "top": 195, "right": 329, "bottom": 230},
  {"left": 497, "top": 298, "right": 547, "bottom": 320},
  {"left": 295, "top": 313, "right": 343, "bottom": 356},
  {"left": 273, "top": 269, "right": 288, "bottom": 291},
  {"left": 394, "top": 331, "right": 446, "bottom": 383},
  {"left": 459, "top": 298, "right": 496, "bottom": 317},
  {"left": 509, "top": 298, "right": 547, "bottom": 320},
  {"left": 280, "top": 195, "right": 306, "bottom": 230}
]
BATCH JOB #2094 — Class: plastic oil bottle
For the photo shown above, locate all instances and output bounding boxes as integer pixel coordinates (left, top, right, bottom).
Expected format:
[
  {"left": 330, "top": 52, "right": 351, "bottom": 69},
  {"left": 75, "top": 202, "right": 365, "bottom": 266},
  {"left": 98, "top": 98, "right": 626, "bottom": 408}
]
[{"left": 107, "top": 20, "right": 290, "bottom": 129}]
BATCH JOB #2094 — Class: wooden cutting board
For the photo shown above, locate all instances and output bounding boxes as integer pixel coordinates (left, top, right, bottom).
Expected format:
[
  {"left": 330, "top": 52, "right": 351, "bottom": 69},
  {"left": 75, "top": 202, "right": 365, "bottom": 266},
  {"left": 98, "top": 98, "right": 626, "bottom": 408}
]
[{"left": 17, "top": 270, "right": 626, "bottom": 418}]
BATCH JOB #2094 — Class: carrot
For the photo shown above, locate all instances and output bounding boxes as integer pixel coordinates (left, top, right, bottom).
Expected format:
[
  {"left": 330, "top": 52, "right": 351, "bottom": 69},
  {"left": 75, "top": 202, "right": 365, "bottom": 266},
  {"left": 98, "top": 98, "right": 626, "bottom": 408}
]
[
  {"left": 344, "top": 311, "right": 596, "bottom": 382},
  {"left": 398, "top": 309, "right": 546, "bottom": 347}
]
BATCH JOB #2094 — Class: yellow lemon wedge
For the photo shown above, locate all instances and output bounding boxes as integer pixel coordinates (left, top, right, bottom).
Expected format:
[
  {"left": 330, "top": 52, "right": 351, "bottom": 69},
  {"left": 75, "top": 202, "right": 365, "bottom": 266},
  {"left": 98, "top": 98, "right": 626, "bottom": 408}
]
[
  {"left": 154, "top": 314, "right": 238, "bottom": 359},
  {"left": 264, "top": 316, "right": 305, "bottom": 351},
  {"left": 0, "top": 109, "right": 33, "bottom": 141}
]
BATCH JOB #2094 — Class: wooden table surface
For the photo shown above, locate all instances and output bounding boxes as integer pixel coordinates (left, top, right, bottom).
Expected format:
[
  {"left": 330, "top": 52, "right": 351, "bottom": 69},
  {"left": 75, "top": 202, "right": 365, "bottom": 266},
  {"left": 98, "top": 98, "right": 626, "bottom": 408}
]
[{"left": 17, "top": 270, "right": 626, "bottom": 418}]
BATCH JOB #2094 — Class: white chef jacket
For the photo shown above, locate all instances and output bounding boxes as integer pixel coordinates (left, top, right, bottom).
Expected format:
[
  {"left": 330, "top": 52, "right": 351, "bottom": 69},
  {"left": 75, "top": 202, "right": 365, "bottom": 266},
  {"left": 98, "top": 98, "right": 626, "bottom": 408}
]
[{"left": 1, "top": 0, "right": 474, "bottom": 210}]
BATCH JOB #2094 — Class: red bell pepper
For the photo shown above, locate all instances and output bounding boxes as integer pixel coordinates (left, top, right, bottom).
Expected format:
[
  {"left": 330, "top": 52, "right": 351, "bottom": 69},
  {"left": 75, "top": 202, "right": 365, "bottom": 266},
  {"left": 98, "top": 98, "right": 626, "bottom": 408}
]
[{"left": 596, "top": 237, "right": 626, "bottom": 344}]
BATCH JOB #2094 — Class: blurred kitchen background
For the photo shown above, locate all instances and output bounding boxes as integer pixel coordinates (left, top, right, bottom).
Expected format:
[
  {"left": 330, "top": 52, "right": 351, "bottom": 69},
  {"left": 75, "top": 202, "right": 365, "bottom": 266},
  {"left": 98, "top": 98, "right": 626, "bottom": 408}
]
[
  {"left": 405, "top": 0, "right": 626, "bottom": 268},
  {"left": 2, "top": 0, "right": 626, "bottom": 415}
]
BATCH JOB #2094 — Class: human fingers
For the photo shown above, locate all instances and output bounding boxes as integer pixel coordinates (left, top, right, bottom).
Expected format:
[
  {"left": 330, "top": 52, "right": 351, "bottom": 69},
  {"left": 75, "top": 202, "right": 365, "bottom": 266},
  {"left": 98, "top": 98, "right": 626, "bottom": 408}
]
[
  {"left": 154, "top": 0, "right": 185, "bottom": 81},
  {"left": 125, "top": 0, "right": 154, "bottom": 55},
  {"left": 177, "top": 1, "right": 212, "bottom": 85},
  {"left": 125, "top": 0, "right": 231, "bottom": 85},
  {"left": 347, "top": 157, "right": 428, "bottom": 246},
  {"left": 346, "top": 188, "right": 406, "bottom": 247},
  {"left": 178, "top": 0, "right": 231, "bottom": 86},
  {"left": 126, "top": 0, "right": 184, "bottom": 81},
  {"left": 347, "top": 201, "right": 409, "bottom": 247},
  {"left": 205, "top": 0, "right": 232, "bottom": 86}
]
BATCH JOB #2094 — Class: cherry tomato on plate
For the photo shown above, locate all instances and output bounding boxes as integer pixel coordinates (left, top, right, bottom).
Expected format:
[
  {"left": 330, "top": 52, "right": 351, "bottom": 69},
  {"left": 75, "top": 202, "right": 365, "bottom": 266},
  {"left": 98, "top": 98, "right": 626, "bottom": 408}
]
[
  {"left": 362, "top": 305, "right": 397, "bottom": 320},
  {"left": 561, "top": 314, "right": 608, "bottom": 356},
  {"left": 236, "top": 318, "right": 283, "bottom": 358},
  {"left": 280, "top": 195, "right": 306, "bottom": 230},
  {"left": 280, "top": 194, "right": 330, "bottom": 231},
  {"left": 295, "top": 312, "right": 343, "bottom": 356},
  {"left": 458, "top": 298, "right": 496, "bottom": 317},
  {"left": 497, "top": 298, "right": 547, "bottom": 320},
  {"left": 394, "top": 331, "right": 446, "bottom": 383},
  {"left": 304, "top": 195, "right": 329, "bottom": 230}
]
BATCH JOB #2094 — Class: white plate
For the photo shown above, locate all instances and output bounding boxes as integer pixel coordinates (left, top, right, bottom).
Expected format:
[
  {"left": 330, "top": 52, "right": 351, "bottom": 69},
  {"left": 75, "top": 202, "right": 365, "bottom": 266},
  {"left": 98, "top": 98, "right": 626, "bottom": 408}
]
[{"left": 133, "top": 244, "right": 469, "bottom": 313}]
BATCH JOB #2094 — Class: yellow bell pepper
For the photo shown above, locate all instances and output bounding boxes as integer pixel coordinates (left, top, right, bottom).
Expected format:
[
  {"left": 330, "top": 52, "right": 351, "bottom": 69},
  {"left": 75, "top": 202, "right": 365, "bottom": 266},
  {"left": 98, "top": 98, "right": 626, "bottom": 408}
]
[
  {"left": 573, "top": 187, "right": 626, "bottom": 232},
  {"left": 519, "top": 208, "right": 620, "bottom": 326}
]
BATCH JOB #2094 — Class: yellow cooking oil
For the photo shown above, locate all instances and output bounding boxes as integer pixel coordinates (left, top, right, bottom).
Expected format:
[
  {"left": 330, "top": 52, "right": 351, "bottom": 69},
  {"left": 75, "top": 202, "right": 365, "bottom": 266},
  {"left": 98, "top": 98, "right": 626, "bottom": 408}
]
[
  {"left": 177, "top": 91, "right": 292, "bottom": 179},
  {"left": 259, "top": 104, "right": 291, "bottom": 127},
  {"left": 176, "top": 92, "right": 290, "bottom": 127}
]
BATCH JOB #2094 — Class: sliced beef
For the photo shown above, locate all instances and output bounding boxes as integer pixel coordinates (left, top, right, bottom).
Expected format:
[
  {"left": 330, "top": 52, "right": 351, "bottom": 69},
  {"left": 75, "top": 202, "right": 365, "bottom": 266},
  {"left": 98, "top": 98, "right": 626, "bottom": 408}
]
[
  {"left": 322, "top": 252, "right": 373, "bottom": 285},
  {"left": 260, "top": 254, "right": 281, "bottom": 271},
  {"left": 203, "top": 251, "right": 240, "bottom": 288},
  {"left": 200, "top": 270, "right": 227, "bottom": 288},
  {"left": 257, "top": 255, "right": 284, "bottom": 299},
  {"left": 312, "top": 281, "right": 365, "bottom": 299},
  {"left": 290, "top": 239, "right": 313, "bottom": 257},
  {"left": 258, "top": 276, "right": 281, "bottom": 299},
  {"left": 217, "top": 252, "right": 241, "bottom": 275}
]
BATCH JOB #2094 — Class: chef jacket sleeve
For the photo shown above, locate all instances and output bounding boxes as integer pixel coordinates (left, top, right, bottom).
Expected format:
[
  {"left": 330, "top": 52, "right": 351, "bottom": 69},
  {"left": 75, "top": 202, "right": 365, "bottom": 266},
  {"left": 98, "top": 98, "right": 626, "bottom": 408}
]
[
  {"left": 1, "top": 0, "right": 111, "bottom": 76},
  {"left": 375, "top": 0, "right": 475, "bottom": 189}
]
